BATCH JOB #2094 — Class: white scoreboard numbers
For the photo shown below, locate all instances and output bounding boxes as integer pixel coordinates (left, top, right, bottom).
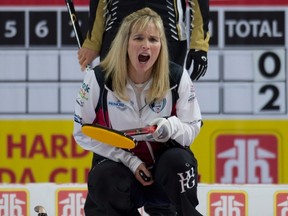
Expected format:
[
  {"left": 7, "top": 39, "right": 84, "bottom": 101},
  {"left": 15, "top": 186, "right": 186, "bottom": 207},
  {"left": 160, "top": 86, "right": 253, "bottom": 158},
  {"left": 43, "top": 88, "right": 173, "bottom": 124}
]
[
  {"left": 0, "top": 11, "right": 25, "bottom": 46},
  {"left": 29, "top": 11, "right": 57, "bottom": 46},
  {"left": 0, "top": 9, "right": 89, "bottom": 47},
  {"left": 196, "top": 8, "right": 287, "bottom": 115}
]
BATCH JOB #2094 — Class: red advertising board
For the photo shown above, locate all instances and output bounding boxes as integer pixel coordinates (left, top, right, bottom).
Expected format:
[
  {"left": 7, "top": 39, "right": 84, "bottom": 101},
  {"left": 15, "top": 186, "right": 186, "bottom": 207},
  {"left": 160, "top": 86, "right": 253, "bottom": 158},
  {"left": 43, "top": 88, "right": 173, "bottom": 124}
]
[
  {"left": 208, "top": 191, "right": 248, "bottom": 216},
  {"left": 274, "top": 191, "right": 288, "bottom": 216},
  {"left": 0, "top": 189, "right": 29, "bottom": 215},
  {"left": 56, "top": 188, "right": 87, "bottom": 216},
  {"left": 215, "top": 134, "right": 278, "bottom": 184}
]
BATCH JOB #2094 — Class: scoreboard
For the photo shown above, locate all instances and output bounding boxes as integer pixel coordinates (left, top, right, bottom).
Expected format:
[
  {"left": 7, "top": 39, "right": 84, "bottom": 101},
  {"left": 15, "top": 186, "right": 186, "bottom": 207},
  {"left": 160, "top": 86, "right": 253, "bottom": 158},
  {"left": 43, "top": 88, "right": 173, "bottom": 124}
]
[
  {"left": 197, "top": 8, "right": 287, "bottom": 116},
  {"left": 0, "top": 2, "right": 287, "bottom": 117}
]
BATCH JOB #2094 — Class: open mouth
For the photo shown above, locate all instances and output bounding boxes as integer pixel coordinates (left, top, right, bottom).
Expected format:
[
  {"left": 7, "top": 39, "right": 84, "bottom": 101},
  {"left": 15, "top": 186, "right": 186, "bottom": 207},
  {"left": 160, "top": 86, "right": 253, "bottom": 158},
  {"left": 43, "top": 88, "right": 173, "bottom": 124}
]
[{"left": 138, "top": 54, "right": 150, "bottom": 63}]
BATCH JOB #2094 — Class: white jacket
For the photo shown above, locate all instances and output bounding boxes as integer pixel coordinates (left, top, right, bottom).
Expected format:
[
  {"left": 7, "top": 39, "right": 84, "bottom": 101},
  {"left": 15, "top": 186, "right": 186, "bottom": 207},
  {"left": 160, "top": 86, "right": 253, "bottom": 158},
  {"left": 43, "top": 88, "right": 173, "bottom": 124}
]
[{"left": 73, "top": 66, "right": 202, "bottom": 173}]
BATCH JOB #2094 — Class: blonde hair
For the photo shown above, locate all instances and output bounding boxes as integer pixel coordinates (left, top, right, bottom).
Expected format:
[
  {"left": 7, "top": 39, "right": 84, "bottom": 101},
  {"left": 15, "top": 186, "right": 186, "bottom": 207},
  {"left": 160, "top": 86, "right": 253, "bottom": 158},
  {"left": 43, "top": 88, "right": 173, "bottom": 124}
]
[{"left": 100, "top": 7, "right": 170, "bottom": 103}]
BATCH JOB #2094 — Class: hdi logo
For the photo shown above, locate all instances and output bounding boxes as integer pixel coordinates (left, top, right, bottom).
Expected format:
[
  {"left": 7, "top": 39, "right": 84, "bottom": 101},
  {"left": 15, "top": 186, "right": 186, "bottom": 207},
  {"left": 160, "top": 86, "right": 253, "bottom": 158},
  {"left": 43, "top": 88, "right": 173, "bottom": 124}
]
[
  {"left": 215, "top": 134, "right": 278, "bottom": 183},
  {"left": 56, "top": 188, "right": 87, "bottom": 216},
  {"left": 0, "top": 189, "right": 29, "bottom": 216},
  {"left": 208, "top": 191, "right": 247, "bottom": 216},
  {"left": 274, "top": 191, "right": 288, "bottom": 216}
]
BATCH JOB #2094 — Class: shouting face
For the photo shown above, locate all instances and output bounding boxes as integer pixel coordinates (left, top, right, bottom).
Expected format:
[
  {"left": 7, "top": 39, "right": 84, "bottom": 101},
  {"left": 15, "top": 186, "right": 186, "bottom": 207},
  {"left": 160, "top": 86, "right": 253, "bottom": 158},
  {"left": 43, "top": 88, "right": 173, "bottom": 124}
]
[{"left": 127, "top": 22, "right": 161, "bottom": 83}]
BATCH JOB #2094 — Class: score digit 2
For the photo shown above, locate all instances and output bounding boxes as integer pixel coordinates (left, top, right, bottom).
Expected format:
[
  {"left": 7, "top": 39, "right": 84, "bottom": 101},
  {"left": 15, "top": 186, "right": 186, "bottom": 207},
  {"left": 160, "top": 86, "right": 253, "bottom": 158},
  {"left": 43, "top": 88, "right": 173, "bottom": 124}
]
[{"left": 254, "top": 82, "right": 286, "bottom": 114}]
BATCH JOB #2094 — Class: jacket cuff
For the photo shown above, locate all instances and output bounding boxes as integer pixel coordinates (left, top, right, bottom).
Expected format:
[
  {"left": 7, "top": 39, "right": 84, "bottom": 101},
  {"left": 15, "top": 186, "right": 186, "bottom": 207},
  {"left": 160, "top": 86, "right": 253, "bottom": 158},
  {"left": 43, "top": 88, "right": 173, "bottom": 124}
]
[{"left": 126, "top": 156, "right": 143, "bottom": 174}]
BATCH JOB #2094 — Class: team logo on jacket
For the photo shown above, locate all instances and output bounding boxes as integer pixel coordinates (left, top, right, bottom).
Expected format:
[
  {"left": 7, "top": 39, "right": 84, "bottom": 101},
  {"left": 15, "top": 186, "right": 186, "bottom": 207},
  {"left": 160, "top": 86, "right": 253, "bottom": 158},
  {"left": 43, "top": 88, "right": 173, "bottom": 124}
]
[
  {"left": 79, "top": 82, "right": 90, "bottom": 100},
  {"left": 188, "top": 84, "right": 196, "bottom": 102},
  {"left": 108, "top": 100, "right": 127, "bottom": 111},
  {"left": 76, "top": 82, "right": 90, "bottom": 107},
  {"left": 76, "top": 98, "right": 84, "bottom": 107},
  {"left": 149, "top": 99, "right": 166, "bottom": 113},
  {"left": 74, "top": 114, "right": 82, "bottom": 125}
]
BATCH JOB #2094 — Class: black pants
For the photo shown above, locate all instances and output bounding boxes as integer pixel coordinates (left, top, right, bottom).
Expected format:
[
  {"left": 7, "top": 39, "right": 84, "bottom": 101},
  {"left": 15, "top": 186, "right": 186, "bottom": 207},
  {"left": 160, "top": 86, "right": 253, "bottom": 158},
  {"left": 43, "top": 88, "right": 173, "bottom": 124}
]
[{"left": 85, "top": 148, "right": 203, "bottom": 216}]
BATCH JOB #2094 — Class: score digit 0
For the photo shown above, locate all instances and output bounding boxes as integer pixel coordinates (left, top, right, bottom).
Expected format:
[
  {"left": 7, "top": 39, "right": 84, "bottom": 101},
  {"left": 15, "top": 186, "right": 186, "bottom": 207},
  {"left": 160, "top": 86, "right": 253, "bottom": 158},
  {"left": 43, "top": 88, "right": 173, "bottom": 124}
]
[{"left": 254, "top": 49, "right": 285, "bottom": 82}]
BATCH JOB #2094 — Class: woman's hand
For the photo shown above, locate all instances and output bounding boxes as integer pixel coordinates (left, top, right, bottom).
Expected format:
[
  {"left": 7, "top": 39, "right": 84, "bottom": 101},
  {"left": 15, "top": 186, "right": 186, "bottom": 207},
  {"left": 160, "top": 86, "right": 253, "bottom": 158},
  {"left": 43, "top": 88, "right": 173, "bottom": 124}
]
[
  {"left": 135, "top": 163, "right": 153, "bottom": 186},
  {"left": 147, "top": 118, "right": 172, "bottom": 142},
  {"left": 78, "top": 47, "right": 99, "bottom": 71}
]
